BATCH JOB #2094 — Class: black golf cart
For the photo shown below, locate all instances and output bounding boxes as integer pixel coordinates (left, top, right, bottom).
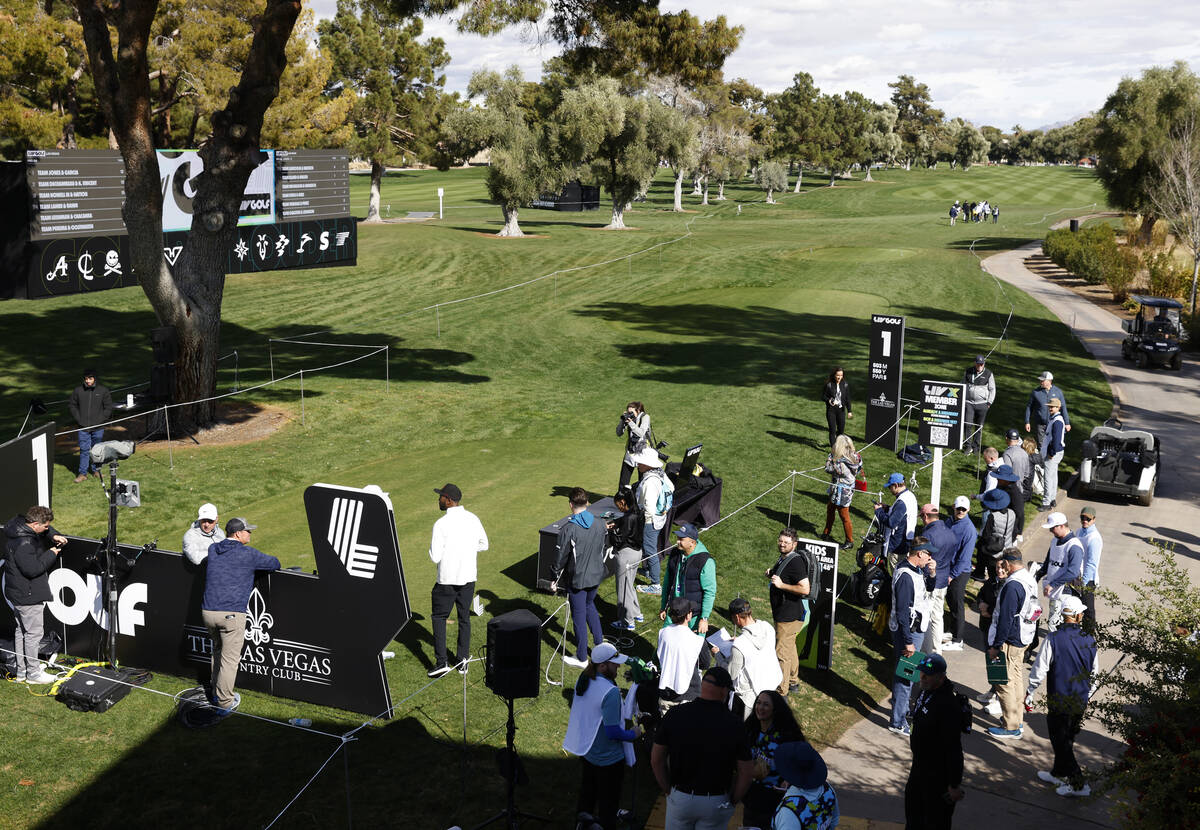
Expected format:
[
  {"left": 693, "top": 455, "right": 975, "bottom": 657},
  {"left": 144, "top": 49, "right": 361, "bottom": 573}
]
[{"left": 1121, "top": 295, "right": 1184, "bottom": 370}]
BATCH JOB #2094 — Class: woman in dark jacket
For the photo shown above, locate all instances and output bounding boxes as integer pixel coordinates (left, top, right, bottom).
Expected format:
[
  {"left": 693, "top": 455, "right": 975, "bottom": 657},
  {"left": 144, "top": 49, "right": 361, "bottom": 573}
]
[{"left": 822, "top": 367, "right": 852, "bottom": 447}]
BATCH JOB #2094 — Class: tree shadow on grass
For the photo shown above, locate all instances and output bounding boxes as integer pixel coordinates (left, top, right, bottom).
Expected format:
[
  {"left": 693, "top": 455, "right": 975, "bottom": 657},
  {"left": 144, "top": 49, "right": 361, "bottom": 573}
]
[
  {"left": 943, "top": 236, "right": 1038, "bottom": 253},
  {"left": 0, "top": 309, "right": 490, "bottom": 431}
]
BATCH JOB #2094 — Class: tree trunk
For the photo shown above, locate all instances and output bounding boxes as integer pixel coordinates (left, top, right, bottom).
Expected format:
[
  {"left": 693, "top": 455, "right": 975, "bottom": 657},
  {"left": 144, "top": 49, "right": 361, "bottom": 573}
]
[
  {"left": 691, "top": 175, "right": 702, "bottom": 195},
  {"left": 701, "top": 179, "right": 709, "bottom": 205},
  {"left": 766, "top": 188, "right": 774, "bottom": 204},
  {"left": 497, "top": 204, "right": 523, "bottom": 237},
  {"left": 828, "top": 171, "right": 836, "bottom": 187},
  {"left": 75, "top": 0, "right": 300, "bottom": 429},
  {"left": 716, "top": 181, "right": 725, "bottom": 200},
  {"left": 365, "top": 160, "right": 383, "bottom": 222},
  {"left": 793, "top": 167, "right": 802, "bottom": 192},
  {"left": 864, "top": 167, "right": 873, "bottom": 182},
  {"left": 1139, "top": 214, "right": 1157, "bottom": 247},
  {"left": 606, "top": 201, "right": 626, "bottom": 229},
  {"left": 673, "top": 168, "right": 684, "bottom": 211},
  {"left": 1190, "top": 257, "right": 1199, "bottom": 316}
]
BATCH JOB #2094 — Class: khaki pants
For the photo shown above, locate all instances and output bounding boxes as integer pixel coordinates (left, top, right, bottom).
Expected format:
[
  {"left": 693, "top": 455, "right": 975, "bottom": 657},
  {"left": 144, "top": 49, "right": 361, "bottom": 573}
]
[
  {"left": 775, "top": 618, "right": 805, "bottom": 693},
  {"left": 203, "top": 609, "right": 246, "bottom": 709},
  {"left": 994, "top": 642, "right": 1027, "bottom": 731}
]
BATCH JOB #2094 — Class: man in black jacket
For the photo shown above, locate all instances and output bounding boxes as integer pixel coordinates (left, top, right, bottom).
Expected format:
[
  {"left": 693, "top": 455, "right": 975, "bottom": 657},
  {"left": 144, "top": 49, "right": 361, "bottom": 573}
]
[
  {"left": 68, "top": 368, "right": 113, "bottom": 483},
  {"left": 3, "top": 506, "right": 68, "bottom": 683},
  {"left": 905, "top": 654, "right": 965, "bottom": 829}
]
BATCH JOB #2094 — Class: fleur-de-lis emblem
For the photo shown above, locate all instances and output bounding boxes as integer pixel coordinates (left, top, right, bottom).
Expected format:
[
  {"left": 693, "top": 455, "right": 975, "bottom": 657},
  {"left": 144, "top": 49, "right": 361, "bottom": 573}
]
[{"left": 244, "top": 588, "right": 274, "bottom": 645}]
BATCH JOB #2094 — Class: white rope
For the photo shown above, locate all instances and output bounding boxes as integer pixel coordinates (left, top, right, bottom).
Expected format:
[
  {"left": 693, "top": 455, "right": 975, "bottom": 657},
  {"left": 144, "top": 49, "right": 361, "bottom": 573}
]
[{"left": 1023, "top": 202, "right": 1099, "bottom": 226}]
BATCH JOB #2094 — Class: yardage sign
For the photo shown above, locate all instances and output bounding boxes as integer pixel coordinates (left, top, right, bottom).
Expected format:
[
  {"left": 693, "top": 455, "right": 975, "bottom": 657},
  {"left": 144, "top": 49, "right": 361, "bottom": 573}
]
[
  {"left": 865, "top": 315, "right": 905, "bottom": 452},
  {"left": 918, "top": 380, "right": 965, "bottom": 449}
]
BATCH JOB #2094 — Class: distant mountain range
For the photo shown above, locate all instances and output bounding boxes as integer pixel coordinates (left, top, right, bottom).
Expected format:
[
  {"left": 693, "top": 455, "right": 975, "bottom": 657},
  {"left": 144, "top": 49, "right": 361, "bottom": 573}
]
[{"left": 1030, "top": 111, "right": 1095, "bottom": 131}]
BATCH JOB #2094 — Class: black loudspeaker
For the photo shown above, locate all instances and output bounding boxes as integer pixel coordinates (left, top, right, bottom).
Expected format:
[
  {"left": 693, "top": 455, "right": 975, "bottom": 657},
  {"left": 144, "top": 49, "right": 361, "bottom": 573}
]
[
  {"left": 151, "top": 326, "right": 179, "bottom": 364},
  {"left": 150, "top": 364, "right": 174, "bottom": 403},
  {"left": 486, "top": 609, "right": 541, "bottom": 699}
]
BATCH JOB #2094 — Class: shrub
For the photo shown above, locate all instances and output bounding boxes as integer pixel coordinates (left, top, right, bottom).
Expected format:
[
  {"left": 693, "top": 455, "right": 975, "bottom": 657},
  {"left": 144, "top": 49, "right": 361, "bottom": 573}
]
[
  {"left": 1144, "top": 248, "right": 1191, "bottom": 300},
  {"left": 1104, "top": 247, "right": 1139, "bottom": 302},
  {"left": 1042, "top": 229, "right": 1078, "bottom": 268}
]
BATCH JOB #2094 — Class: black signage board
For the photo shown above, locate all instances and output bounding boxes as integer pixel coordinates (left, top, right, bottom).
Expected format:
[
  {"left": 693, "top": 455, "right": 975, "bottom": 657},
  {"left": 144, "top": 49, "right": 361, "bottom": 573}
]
[
  {"left": 0, "top": 423, "right": 55, "bottom": 518},
  {"left": 276, "top": 150, "right": 351, "bottom": 220},
  {"left": 865, "top": 314, "right": 906, "bottom": 452},
  {"left": 178, "top": 216, "right": 358, "bottom": 275},
  {"left": 918, "top": 380, "right": 966, "bottom": 450},
  {"left": 795, "top": 537, "right": 839, "bottom": 672},
  {"left": 26, "top": 149, "right": 127, "bottom": 240},
  {"left": 0, "top": 483, "right": 410, "bottom": 716},
  {"left": 28, "top": 234, "right": 136, "bottom": 298}
]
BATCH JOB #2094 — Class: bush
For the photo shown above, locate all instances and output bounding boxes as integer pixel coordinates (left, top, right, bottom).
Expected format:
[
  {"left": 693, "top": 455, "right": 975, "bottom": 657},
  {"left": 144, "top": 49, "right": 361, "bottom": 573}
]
[
  {"left": 1144, "top": 248, "right": 1191, "bottom": 300},
  {"left": 1042, "top": 229, "right": 1078, "bottom": 268},
  {"left": 1050, "top": 224, "right": 1119, "bottom": 285},
  {"left": 1104, "top": 247, "right": 1139, "bottom": 302}
]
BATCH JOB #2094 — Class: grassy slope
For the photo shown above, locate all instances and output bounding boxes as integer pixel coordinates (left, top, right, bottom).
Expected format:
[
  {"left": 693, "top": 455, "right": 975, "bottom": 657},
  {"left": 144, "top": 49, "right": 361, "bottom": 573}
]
[{"left": 0, "top": 164, "right": 1109, "bottom": 829}]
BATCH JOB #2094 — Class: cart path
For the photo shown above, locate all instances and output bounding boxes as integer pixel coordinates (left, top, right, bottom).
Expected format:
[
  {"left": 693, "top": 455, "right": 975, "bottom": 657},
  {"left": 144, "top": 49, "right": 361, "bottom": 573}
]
[{"left": 816, "top": 239, "right": 1200, "bottom": 830}]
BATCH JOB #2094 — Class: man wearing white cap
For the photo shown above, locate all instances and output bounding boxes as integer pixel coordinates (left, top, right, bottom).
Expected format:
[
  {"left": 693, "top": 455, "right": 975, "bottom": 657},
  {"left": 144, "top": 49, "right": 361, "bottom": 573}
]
[
  {"left": 563, "top": 642, "right": 643, "bottom": 829},
  {"left": 1038, "top": 512, "right": 1084, "bottom": 632},
  {"left": 1025, "top": 594, "right": 1098, "bottom": 798},
  {"left": 182, "top": 503, "right": 224, "bottom": 565},
  {"left": 1023, "top": 371, "right": 1071, "bottom": 447},
  {"left": 943, "top": 496, "right": 977, "bottom": 651}
]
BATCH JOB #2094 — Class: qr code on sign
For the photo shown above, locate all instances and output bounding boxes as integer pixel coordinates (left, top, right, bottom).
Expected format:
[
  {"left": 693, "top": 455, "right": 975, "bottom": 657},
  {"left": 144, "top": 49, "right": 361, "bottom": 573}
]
[{"left": 930, "top": 426, "right": 949, "bottom": 446}]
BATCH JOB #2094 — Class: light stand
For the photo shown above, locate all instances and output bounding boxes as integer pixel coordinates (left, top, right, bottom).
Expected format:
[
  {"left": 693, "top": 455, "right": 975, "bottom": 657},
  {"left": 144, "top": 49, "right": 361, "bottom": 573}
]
[
  {"left": 102, "top": 457, "right": 121, "bottom": 668},
  {"left": 471, "top": 697, "right": 549, "bottom": 830}
]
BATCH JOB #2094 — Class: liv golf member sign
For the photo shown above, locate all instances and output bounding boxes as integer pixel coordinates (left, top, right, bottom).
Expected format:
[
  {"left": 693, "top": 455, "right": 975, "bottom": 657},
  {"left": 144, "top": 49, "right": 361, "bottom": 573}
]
[
  {"left": 0, "top": 468, "right": 411, "bottom": 715},
  {"left": 866, "top": 314, "right": 906, "bottom": 452}
]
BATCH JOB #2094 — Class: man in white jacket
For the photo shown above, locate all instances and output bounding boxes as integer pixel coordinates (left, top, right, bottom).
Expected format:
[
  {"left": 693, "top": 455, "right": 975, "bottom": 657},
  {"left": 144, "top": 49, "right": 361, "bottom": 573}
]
[
  {"left": 714, "top": 597, "right": 781, "bottom": 720},
  {"left": 182, "top": 502, "right": 224, "bottom": 565},
  {"left": 428, "top": 483, "right": 489, "bottom": 677}
]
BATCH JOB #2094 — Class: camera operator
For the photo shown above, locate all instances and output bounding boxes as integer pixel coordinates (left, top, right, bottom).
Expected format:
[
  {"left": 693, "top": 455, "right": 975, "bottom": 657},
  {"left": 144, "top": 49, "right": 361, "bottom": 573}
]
[
  {"left": 616, "top": 401, "right": 652, "bottom": 492},
  {"left": 3, "top": 506, "right": 68, "bottom": 684}
]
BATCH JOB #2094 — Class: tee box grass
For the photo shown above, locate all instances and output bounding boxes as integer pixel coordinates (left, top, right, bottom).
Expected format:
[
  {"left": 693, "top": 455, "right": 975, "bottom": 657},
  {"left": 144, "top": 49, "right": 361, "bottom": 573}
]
[{"left": 0, "top": 163, "right": 1110, "bottom": 829}]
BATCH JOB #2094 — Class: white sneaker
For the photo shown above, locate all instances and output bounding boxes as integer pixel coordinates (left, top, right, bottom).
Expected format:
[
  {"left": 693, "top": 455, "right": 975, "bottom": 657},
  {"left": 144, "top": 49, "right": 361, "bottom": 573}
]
[
  {"left": 1038, "top": 770, "right": 1066, "bottom": 786},
  {"left": 986, "top": 700, "right": 1002, "bottom": 718},
  {"left": 941, "top": 633, "right": 953, "bottom": 643},
  {"left": 563, "top": 655, "right": 588, "bottom": 668},
  {"left": 976, "top": 690, "right": 996, "bottom": 704},
  {"left": 941, "top": 641, "right": 965, "bottom": 651},
  {"left": 26, "top": 671, "right": 58, "bottom": 685},
  {"left": 1056, "top": 783, "right": 1090, "bottom": 798}
]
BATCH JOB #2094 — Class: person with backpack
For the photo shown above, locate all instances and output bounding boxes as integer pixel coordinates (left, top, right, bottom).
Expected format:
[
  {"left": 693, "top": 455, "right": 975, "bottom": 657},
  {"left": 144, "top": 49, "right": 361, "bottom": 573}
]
[
  {"left": 889, "top": 538, "right": 936, "bottom": 737},
  {"left": 767, "top": 528, "right": 813, "bottom": 696},
  {"left": 633, "top": 446, "right": 673, "bottom": 595},
  {"left": 658, "top": 523, "right": 715, "bottom": 637},
  {"left": 770, "top": 740, "right": 839, "bottom": 830},
  {"left": 986, "top": 550, "right": 1040, "bottom": 739},
  {"left": 904, "top": 654, "right": 966, "bottom": 828},
  {"left": 975, "top": 488, "right": 1017, "bottom": 581}
]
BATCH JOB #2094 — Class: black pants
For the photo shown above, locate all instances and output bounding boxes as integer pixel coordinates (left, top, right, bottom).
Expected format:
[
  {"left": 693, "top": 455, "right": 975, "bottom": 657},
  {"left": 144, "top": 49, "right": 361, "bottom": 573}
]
[
  {"left": 904, "top": 775, "right": 956, "bottom": 830},
  {"left": 431, "top": 581, "right": 474, "bottom": 668},
  {"left": 578, "top": 758, "right": 625, "bottom": 829},
  {"left": 945, "top": 573, "right": 968, "bottom": 642},
  {"left": 964, "top": 402, "right": 989, "bottom": 451},
  {"left": 826, "top": 405, "right": 846, "bottom": 446},
  {"left": 1082, "top": 582, "right": 1098, "bottom": 633},
  {"left": 618, "top": 460, "right": 640, "bottom": 493},
  {"left": 1047, "top": 712, "right": 1083, "bottom": 784}
]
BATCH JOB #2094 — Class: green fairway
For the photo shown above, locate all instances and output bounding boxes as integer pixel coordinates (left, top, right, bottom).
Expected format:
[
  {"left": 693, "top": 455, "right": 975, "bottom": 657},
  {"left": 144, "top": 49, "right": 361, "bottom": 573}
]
[{"left": 0, "top": 164, "right": 1111, "bottom": 829}]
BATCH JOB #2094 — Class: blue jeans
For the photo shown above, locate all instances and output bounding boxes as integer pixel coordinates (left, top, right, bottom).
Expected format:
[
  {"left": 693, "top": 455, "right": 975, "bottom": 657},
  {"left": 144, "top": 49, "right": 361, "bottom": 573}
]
[
  {"left": 567, "top": 586, "right": 602, "bottom": 660},
  {"left": 891, "top": 628, "right": 914, "bottom": 729},
  {"left": 642, "top": 523, "right": 661, "bottom": 584},
  {"left": 78, "top": 428, "right": 104, "bottom": 475}
]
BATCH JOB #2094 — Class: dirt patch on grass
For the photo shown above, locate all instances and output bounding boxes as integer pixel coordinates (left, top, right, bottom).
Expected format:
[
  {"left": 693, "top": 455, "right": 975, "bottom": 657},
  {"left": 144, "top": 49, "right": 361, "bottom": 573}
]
[
  {"left": 471, "top": 231, "right": 549, "bottom": 239},
  {"left": 54, "top": 401, "right": 291, "bottom": 457}
]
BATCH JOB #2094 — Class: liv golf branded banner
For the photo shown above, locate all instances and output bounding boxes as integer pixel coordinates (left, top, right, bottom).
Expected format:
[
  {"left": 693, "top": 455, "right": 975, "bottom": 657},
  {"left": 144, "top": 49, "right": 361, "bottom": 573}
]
[
  {"left": 0, "top": 482, "right": 411, "bottom": 716},
  {"left": 0, "top": 423, "right": 54, "bottom": 517},
  {"left": 865, "top": 314, "right": 906, "bottom": 452},
  {"left": 795, "top": 537, "right": 839, "bottom": 672},
  {"left": 918, "top": 380, "right": 966, "bottom": 450}
]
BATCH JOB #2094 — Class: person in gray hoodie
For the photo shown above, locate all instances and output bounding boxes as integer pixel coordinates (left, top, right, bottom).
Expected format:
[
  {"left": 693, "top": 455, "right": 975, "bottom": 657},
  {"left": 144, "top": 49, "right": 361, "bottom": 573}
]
[
  {"left": 201, "top": 517, "right": 280, "bottom": 715},
  {"left": 553, "top": 488, "right": 610, "bottom": 668}
]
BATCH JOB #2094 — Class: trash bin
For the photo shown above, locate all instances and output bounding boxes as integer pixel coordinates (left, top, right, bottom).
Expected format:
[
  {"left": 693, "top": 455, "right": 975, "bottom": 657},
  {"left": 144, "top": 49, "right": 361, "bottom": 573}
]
[{"left": 1069, "top": 218, "right": 1080, "bottom": 232}]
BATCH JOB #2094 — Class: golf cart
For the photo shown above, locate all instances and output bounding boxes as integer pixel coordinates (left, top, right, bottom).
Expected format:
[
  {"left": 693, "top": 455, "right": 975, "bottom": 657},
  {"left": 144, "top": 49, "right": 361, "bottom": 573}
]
[
  {"left": 1121, "top": 295, "right": 1184, "bottom": 370},
  {"left": 1078, "top": 418, "right": 1158, "bottom": 506}
]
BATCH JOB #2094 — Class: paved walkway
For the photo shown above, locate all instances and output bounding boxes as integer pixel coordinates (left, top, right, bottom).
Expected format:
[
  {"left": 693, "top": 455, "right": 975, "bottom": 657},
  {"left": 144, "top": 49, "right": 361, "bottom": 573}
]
[{"left": 818, "top": 240, "right": 1200, "bottom": 829}]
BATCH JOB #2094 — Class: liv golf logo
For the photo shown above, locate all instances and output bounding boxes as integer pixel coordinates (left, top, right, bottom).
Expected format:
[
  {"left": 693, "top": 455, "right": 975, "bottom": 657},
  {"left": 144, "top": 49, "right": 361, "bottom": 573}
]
[{"left": 327, "top": 497, "right": 379, "bottom": 579}]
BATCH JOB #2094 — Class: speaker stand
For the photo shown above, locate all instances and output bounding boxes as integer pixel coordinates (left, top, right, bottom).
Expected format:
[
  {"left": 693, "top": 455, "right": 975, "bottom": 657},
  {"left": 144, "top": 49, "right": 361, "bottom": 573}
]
[{"left": 472, "top": 697, "right": 549, "bottom": 830}]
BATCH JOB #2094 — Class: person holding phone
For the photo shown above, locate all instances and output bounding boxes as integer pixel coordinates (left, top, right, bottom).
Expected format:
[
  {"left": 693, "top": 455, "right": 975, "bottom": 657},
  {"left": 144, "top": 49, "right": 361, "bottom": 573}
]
[{"left": 3, "top": 506, "right": 69, "bottom": 684}]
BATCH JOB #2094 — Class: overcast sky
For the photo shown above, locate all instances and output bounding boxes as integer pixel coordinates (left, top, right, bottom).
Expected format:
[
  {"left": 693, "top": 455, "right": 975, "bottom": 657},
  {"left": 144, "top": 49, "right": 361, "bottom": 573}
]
[{"left": 308, "top": 0, "right": 1199, "bottom": 129}]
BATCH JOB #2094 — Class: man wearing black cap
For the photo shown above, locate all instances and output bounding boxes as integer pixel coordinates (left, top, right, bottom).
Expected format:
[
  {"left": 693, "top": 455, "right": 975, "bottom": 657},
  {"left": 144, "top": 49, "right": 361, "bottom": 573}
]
[
  {"left": 658, "top": 523, "right": 715, "bottom": 635},
  {"left": 68, "top": 368, "right": 113, "bottom": 482},
  {"left": 1001, "top": 429, "right": 1032, "bottom": 506},
  {"left": 986, "top": 550, "right": 1039, "bottom": 739},
  {"left": 651, "top": 666, "right": 754, "bottom": 828},
  {"left": 905, "top": 653, "right": 965, "bottom": 827},
  {"left": 962, "top": 355, "right": 995, "bottom": 454},
  {"left": 202, "top": 517, "right": 280, "bottom": 716},
  {"left": 1024, "top": 371, "right": 1071, "bottom": 446},
  {"left": 429, "top": 484, "right": 489, "bottom": 677}
]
